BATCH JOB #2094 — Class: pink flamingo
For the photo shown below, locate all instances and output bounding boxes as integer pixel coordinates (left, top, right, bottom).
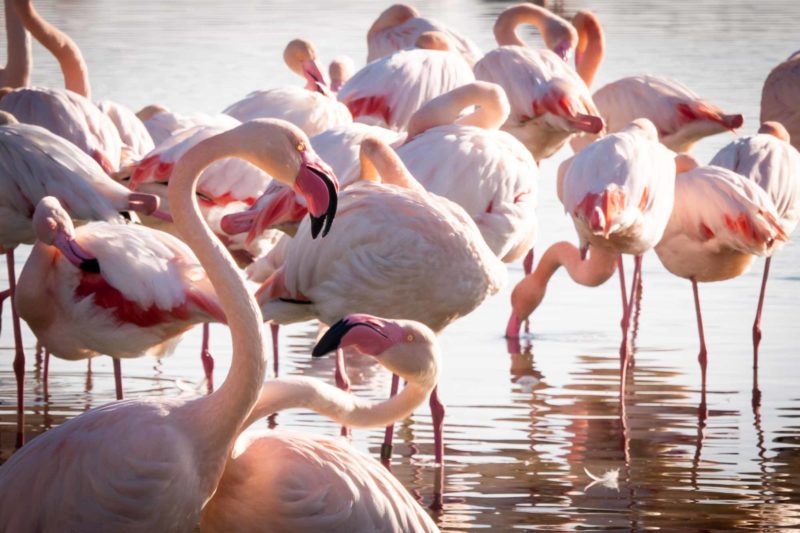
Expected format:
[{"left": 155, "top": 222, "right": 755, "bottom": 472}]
[
  {"left": 709, "top": 122, "right": 800, "bottom": 372},
  {"left": 761, "top": 51, "right": 800, "bottom": 151},
  {"left": 0, "top": 119, "right": 337, "bottom": 531},
  {"left": 474, "top": 3, "right": 604, "bottom": 162},
  {"left": 201, "top": 314, "right": 441, "bottom": 532},
  {"left": 223, "top": 39, "right": 351, "bottom": 137},
  {"left": 0, "top": 113, "right": 160, "bottom": 445},
  {"left": 255, "top": 137, "right": 506, "bottom": 469},
  {"left": 337, "top": 31, "right": 475, "bottom": 132},
  {"left": 366, "top": 3, "right": 481, "bottom": 67},
  {"left": 654, "top": 158, "right": 787, "bottom": 392},
  {"left": 509, "top": 119, "right": 676, "bottom": 394}
]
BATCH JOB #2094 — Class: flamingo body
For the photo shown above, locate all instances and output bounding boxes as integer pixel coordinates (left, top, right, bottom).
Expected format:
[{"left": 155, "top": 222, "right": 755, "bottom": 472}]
[
  {"left": 96, "top": 99, "right": 155, "bottom": 162},
  {"left": 368, "top": 15, "right": 481, "bottom": 67},
  {"left": 139, "top": 107, "right": 240, "bottom": 147}
]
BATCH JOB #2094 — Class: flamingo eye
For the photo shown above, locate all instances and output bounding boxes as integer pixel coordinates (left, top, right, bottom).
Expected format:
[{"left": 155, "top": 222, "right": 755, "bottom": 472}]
[{"left": 406, "top": 334, "right": 415, "bottom": 342}]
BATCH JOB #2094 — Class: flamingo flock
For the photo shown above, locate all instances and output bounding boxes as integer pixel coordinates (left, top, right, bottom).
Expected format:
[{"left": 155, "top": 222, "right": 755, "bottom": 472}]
[{"left": 0, "top": 1, "right": 796, "bottom": 531}]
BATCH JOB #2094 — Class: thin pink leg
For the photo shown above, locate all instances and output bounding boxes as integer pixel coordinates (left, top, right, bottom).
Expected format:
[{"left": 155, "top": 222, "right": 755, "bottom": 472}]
[
  {"left": 381, "top": 373, "right": 400, "bottom": 465},
  {"left": 201, "top": 323, "right": 214, "bottom": 393},
  {"left": 43, "top": 351, "right": 50, "bottom": 396},
  {"left": 628, "top": 256, "right": 643, "bottom": 368},
  {"left": 430, "top": 386, "right": 445, "bottom": 465},
  {"left": 691, "top": 278, "right": 708, "bottom": 393},
  {"left": 7, "top": 251, "right": 25, "bottom": 447},
  {"left": 335, "top": 348, "right": 351, "bottom": 437},
  {"left": 752, "top": 257, "right": 770, "bottom": 372},
  {"left": 522, "top": 248, "right": 534, "bottom": 276},
  {"left": 113, "top": 357, "right": 123, "bottom": 400},
  {"left": 270, "top": 323, "right": 280, "bottom": 376},
  {"left": 619, "top": 255, "right": 642, "bottom": 395}
]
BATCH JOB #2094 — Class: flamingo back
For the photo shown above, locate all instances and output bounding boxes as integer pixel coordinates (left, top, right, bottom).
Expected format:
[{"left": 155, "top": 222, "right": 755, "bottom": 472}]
[{"left": 96, "top": 99, "right": 155, "bottom": 161}]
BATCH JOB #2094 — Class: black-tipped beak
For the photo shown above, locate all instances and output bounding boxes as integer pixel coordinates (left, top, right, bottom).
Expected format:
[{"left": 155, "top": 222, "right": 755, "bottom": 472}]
[
  {"left": 308, "top": 168, "right": 338, "bottom": 240},
  {"left": 312, "top": 318, "right": 356, "bottom": 357}
]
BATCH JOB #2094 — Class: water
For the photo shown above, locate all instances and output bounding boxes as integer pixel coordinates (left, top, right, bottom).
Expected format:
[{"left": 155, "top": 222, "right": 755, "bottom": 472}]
[{"left": 1, "top": 0, "right": 799, "bottom": 530}]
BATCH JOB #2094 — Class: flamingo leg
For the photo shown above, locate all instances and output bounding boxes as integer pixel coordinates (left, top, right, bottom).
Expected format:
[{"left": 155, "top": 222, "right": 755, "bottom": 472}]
[
  {"left": 752, "top": 257, "right": 771, "bottom": 373},
  {"left": 43, "top": 350, "right": 50, "bottom": 397},
  {"left": 7, "top": 250, "right": 25, "bottom": 447},
  {"left": 523, "top": 249, "right": 534, "bottom": 334},
  {"left": 619, "top": 255, "right": 642, "bottom": 396},
  {"left": 628, "top": 255, "right": 643, "bottom": 368},
  {"left": 112, "top": 357, "right": 123, "bottom": 400},
  {"left": 691, "top": 278, "right": 708, "bottom": 393},
  {"left": 270, "top": 323, "right": 280, "bottom": 376},
  {"left": 201, "top": 323, "right": 214, "bottom": 393},
  {"left": 430, "top": 386, "right": 445, "bottom": 465},
  {"left": 381, "top": 373, "right": 400, "bottom": 465},
  {"left": 335, "top": 348, "right": 351, "bottom": 438}
]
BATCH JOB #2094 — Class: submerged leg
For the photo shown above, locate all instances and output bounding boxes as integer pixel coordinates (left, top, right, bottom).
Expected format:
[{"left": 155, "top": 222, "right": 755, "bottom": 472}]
[
  {"left": 691, "top": 278, "right": 708, "bottom": 393},
  {"left": 43, "top": 350, "right": 50, "bottom": 396},
  {"left": 523, "top": 249, "right": 535, "bottom": 334},
  {"left": 7, "top": 250, "right": 25, "bottom": 448},
  {"left": 381, "top": 373, "right": 400, "bottom": 465},
  {"left": 201, "top": 323, "right": 214, "bottom": 393},
  {"left": 430, "top": 386, "right": 445, "bottom": 465},
  {"left": 113, "top": 357, "right": 123, "bottom": 400},
  {"left": 335, "top": 348, "right": 351, "bottom": 438},
  {"left": 752, "top": 257, "right": 771, "bottom": 373},
  {"left": 270, "top": 323, "right": 280, "bottom": 376}
]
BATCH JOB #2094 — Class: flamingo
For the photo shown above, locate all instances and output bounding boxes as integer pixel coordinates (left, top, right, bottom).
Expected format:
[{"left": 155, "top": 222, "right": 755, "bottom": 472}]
[
  {"left": 15, "top": 196, "right": 227, "bottom": 398},
  {"left": 200, "top": 314, "right": 441, "bottom": 532},
  {"left": 328, "top": 56, "right": 355, "bottom": 93},
  {"left": 654, "top": 158, "right": 787, "bottom": 392},
  {"left": 761, "top": 51, "right": 800, "bottom": 151},
  {"left": 223, "top": 39, "right": 351, "bottom": 137},
  {"left": 255, "top": 137, "right": 506, "bottom": 468},
  {"left": 474, "top": 3, "right": 604, "bottom": 162},
  {"left": 509, "top": 119, "right": 676, "bottom": 394},
  {"left": 0, "top": 118, "right": 340, "bottom": 531},
  {"left": 0, "top": 113, "right": 160, "bottom": 444},
  {"left": 96, "top": 99, "right": 155, "bottom": 164},
  {"left": 135, "top": 104, "right": 240, "bottom": 147},
  {"left": 337, "top": 31, "right": 475, "bottom": 132},
  {"left": 0, "top": 0, "right": 31, "bottom": 89},
  {"left": 709, "top": 122, "right": 800, "bottom": 371},
  {"left": 397, "top": 81, "right": 538, "bottom": 264},
  {"left": 366, "top": 3, "right": 481, "bottom": 67}
]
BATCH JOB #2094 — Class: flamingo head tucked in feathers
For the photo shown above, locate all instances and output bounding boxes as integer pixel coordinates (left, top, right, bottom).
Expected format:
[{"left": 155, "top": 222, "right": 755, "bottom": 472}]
[{"left": 33, "top": 197, "right": 99, "bottom": 272}]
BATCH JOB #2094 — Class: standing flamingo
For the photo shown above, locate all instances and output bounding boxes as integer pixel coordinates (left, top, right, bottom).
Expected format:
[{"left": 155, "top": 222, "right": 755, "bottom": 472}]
[
  {"left": 366, "top": 3, "right": 481, "bottom": 67},
  {"left": 761, "top": 51, "right": 800, "bottom": 151},
  {"left": 0, "top": 0, "right": 31, "bottom": 88},
  {"left": 474, "top": 3, "right": 604, "bottom": 162},
  {"left": 0, "top": 118, "right": 339, "bottom": 531},
  {"left": 338, "top": 32, "right": 475, "bottom": 132},
  {"left": 223, "top": 39, "right": 351, "bottom": 137},
  {"left": 709, "top": 122, "right": 800, "bottom": 371},
  {"left": 201, "top": 314, "right": 441, "bottom": 532},
  {"left": 0, "top": 113, "right": 160, "bottom": 444},
  {"left": 654, "top": 159, "right": 787, "bottom": 393}
]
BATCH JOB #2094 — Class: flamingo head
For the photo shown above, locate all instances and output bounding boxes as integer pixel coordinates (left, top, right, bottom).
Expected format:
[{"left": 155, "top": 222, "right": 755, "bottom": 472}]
[
  {"left": 283, "top": 39, "right": 329, "bottom": 94},
  {"left": 329, "top": 56, "right": 355, "bottom": 92},
  {"left": 33, "top": 197, "right": 99, "bottom": 272},
  {"left": 758, "top": 121, "right": 790, "bottom": 142},
  {"left": 312, "top": 314, "right": 439, "bottom": 385},
  {"left": 545, "top": 17, "right": 578, "bottom": 61}
]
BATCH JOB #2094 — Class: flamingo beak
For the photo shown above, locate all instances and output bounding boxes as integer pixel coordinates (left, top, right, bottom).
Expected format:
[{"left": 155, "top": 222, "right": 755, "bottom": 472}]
[
  {"left": 553, "top": 41, "right": 572, "bottom": 62},
  {"left": 127, "top": 192, "right": 160, "bottom": 215},
  {"left": 221, "top": 185, "right": 307, "bottom": 243},
  {"left": 312, "top": 314, "right": 405, "bottom": 357},
  {"left": 53, "top": 232, "right": 99, "bottom": 273},
  {"left": 293, "top": 151, "right": 339, "bottom": 239},
  {"left": 302, "top": 59, "right": 329, "bottom": 94}
]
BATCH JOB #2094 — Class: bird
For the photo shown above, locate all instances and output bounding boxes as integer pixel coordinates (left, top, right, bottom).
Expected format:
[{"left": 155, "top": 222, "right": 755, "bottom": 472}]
[
  {"left": 0, "top": 118, "right": 339, "bottom": 531},
  {"left": 200, "top": 314, "right": 441, "bottom": 533},
  {"left": 761, "top": 51, "right": 800, "bottom": 151},
  {"left": 709, "top": 121, "right": 800, "bottom": 370},
  {"left": 223, "top": 39, "right": 351, "bottom": 137},
  {"left": 337, "top": 31, "right": 475, "bottom": 132},
  {"left": 509, "top": 119, "right": 676, "bottom": 393},
  {"left": 328, "top": 56, "right": 355, "bottom": 93},
  {"left": 96, "top": 99, "right": 155, "bottom": 164},
  {"left": 0, "top": 0, "right": 31, "bottom": 89},
  {"left": 366, "top": 3, "right": 481, "bottom": 67},
  {"left": 654, "top": 157, "right": 787, "bottom": 392},
  {"left": 254, "top": 136, "right": 506, "bottom": 467},
  {"left": 135, "top": 104, "right": 240, "bottom": 147},
  {"left": 0, "top": 112, "right": 161, "bottom": 445},
  {"left": 474, "top": 3, "right": 604, "bottom": 162}
]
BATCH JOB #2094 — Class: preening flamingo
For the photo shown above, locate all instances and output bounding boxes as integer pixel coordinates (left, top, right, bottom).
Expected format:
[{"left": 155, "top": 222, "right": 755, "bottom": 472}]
[
  {"left": 223, "top": 39, "right": 351, "bottom": 137},
  {"left": 0, "top": 113, "right": 160, "bottom": 444},
  {"left": 509, "top": 119, "right": 676, "bottom": 394},
  {"left": 255, "top": 137, "right": 506, "bottom": 467},
  {"left": 201, "top": 314, "right": 441, "bottom": 533},
  {"left": 709, "top": 122, "right": 800, "bottom": 370},
  {"left": 0, "top": 120, "right": 284, "bottom": 531},
  {"left": 338, "top": 32, "right": 475, "bottom": 132},
  {"left": 474, "top": 3, "right": 603, "bottom": 162},
  {"left": 654, "top": 159, "right": 787, "bottom": 392},
  {"left": 761, "top": 51, "right": 800, "bottom": 151},
  {"left": 0, "top": 0, "right": 31, "bottom": 89},
  {"left": 366, "top": 3, "right": 481, "bottom": 67}
]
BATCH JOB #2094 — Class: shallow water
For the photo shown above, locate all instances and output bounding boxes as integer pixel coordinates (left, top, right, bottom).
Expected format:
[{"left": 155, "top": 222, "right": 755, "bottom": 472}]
[{"left": 1, "top": 0, "right": 799, "bottom": 530}]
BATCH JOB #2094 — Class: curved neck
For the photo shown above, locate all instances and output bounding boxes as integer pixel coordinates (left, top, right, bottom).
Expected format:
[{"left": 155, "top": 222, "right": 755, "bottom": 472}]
[
  {"left": 494, "top": 3, "right": 572, "bottom": 49},
  {"left": 1, "top": 0, "right": 31, "bottom": 88},
  {"left": 359, "top": 138, "right": 426, "bottom": 193},
  {"left": 511, "top": 242, "right": 618, "bottom": 319},
  {"left": 406, "top": 82, "right": 510, "bottom": 138},
  {"left": 13, "top": 0, "right": 90, "bottom": 98},
  {"left": 572, "top": 10, "right": 604, "bottom": 87},
  {"left": 244, "top": 376, "right": 431, "bottom": 429}
]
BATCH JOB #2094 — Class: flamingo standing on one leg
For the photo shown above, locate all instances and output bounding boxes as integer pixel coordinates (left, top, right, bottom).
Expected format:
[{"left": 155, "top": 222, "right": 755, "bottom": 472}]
[
  {"left": 761, "top": 51, "right": 800, "bottom": 151},
  {"left": 201, "top": 314, "right": 442, "bottom": 532},
  {"left": 654, "top": 159, "right": 787, "bottom": 394},
  {"left": 709, "top": 122, "right": 800, "bottom": 377}
]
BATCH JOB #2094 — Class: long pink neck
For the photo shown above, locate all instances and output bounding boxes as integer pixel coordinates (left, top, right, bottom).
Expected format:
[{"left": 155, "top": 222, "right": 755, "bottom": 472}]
[
  {"left": 360, "top": 137, "right": 426, "bottom": 193},
  {"left": 13, "top": 0, "right": 90, "bottom": 98},
  {"left": 1, "top": 0, "right": 31, "bottom": 88},
  {"left": 511, "top": 242, "right": 618, "bottom": 319},
  {"left": 244, "top": 375, "right": 432, "bottom": 429},
  {"left": 406, "top": 82, "right": 509, "bottom": 138},
  {"left": 494, "top": 3, "right": 572, "bottom": 48},
  {"left": 573, "top": 10, "right": 604, "bottom": 88}
]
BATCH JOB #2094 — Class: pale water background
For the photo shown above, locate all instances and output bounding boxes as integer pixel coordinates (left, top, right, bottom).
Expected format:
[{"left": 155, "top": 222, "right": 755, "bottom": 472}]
[{"left": 1, "top": 1, "right": 799, "bottom": 530}]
